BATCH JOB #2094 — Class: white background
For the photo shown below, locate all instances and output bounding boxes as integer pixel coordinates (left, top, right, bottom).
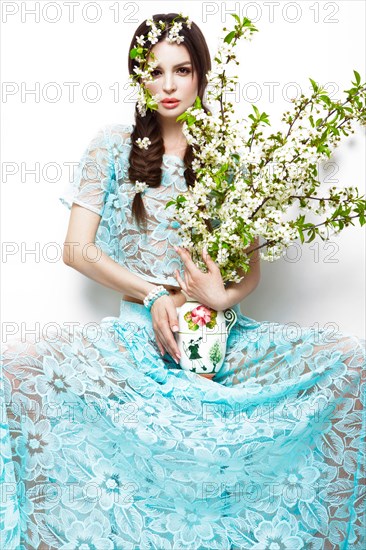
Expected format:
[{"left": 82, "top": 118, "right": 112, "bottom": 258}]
[{"left": 1, "top": 0, "right": 365, "bottom": 344}]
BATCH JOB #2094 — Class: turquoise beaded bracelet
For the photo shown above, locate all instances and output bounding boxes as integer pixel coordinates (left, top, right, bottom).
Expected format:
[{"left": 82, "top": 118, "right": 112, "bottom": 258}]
[{"left": 143, "top": 285, "right": 170, "bottom": 311}]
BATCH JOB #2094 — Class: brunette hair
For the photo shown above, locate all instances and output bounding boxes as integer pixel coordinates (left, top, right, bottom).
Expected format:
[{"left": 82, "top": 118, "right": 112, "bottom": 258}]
[{"left": 127, "top": 13, "right": 212, "bottom": 231}]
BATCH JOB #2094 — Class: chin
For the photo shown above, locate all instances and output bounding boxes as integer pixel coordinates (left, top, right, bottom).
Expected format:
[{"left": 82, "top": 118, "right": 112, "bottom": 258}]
[
  {"left": 160, "top": 113, "right": 183, "bottom": 121},
  {"left": 157, "top": 104, "right": 189, "bottom": 119}
]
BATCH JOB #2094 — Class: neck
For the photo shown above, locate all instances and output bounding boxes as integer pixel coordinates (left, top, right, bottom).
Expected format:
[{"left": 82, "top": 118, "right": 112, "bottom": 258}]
[{"left": 157, "top": 116, "right": 187, "bottom": 148}]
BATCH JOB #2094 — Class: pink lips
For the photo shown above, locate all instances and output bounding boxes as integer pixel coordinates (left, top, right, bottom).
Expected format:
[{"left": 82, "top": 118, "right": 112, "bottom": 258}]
[{"left": 161, "top": 99, "right": 180, "bottom": 109}]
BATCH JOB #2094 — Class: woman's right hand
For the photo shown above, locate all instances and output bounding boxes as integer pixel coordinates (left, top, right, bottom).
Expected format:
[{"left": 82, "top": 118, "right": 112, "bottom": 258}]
[{"left": 150, "top": 294, "right": 183, "bottom": 364}]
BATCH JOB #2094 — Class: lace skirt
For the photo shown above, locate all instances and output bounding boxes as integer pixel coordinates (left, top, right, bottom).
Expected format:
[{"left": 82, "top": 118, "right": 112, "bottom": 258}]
[{"left": 1, "top": 300, "right": 365, "bottom": 549}]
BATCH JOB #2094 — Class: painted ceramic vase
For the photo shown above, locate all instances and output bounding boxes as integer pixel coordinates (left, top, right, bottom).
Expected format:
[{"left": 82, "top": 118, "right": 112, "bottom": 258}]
[{"left": 175, "top": 299, "right": 237, "bottom": 376}]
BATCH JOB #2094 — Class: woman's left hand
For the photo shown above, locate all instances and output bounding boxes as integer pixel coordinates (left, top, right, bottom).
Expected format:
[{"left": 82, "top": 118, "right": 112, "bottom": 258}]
[{"left": 173, "top": 246, "right": 228, "bottom": 310}]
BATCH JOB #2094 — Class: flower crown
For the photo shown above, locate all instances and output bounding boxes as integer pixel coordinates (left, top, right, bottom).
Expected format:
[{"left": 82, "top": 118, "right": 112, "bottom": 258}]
[{"left": 129, "top": 13, "right": 192, "bottom": 195}]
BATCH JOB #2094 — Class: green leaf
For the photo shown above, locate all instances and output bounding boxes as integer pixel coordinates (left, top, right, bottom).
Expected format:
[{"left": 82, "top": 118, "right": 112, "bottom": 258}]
[
  {"left": 260, "top": 112, "right": 271, "bottom": 125},
  {"left": 307, "top": 230, "right": 316, "bottom": 243},
  {"left": 230, "top": 13, "right": 241, "bottom": 25},
  {"left": 353, "top": 69, "right": 361, "bottom": 85},
  {"left": 297, "top": 226, "right": 305, "bottom": 244},
  {"left": 176, "top": 111, "right": 188, "bottom": 122},
  {"left": 309, "top": 78, "right": 318, "bottom": 92},
  {"left": 243, "top": 17, "right": 256, "bottom": 29},
  {"left": 129, "top": 48, "right": 140, "bottom": 59},
  {"left": 319, "top": 95, "right": 331, "bottom": 106},
  {"left": 252, "top": 105, "right": 260, "bottom": 118},
  {"left": 224, "top": 31, "right": 236, "bottom": 44},
  {"left": 194, "top": 96, "right": 202, "bottom": 109}
]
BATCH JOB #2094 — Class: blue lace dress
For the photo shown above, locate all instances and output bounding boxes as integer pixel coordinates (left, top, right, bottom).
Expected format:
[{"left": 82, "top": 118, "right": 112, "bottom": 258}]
[{"left": 1, "top": 123, "right": 365, "bottom": 550}]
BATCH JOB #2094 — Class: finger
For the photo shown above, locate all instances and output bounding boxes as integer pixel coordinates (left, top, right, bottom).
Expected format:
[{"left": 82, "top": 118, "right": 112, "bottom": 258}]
[
  {"left": 155, "top": 329, "right": 169, "bottom": 356},
  {"left": 167, "top": 305, "right": 179, "bottom": 335},
  {"left": 151, "top": 297, "right": 181, "bottom": 363},
  {"left": 202, "top": 246, "right": 210, "bottom": 267},
  {"left": 175, "top": 272, "right": 190, "bottom": 300},
  {"left": 166, "top": 308, "right": 181, "bottom": 362},
  {"left": 154, "top": 320, "right": 180, "bottom": 363},
  {"left": 155, "top": 337, "right": 165, "bottom": 356},
  {"left": 202, "top": 246, "right": 216, "bottom": 272},
  {"left": 152, "top": 322, "right": 165, "bottom": 351},
  {"left": 184, "top": 270, "right": 190, "bottom": 290},
  {"left": 174, "top": 246, "right": 197, "bottom": 276},
  {"left": 174, "top": 277, "right": 190, "bottom": 301},
  {"left": 176, "top": 266, "right": 196, "bottom": 299},
  {"left": 175, "top": 270, "right": 188, "bottom": 293},
  {"left": 166, "top": 330, "right": 181, "bottom": 363},
  {"left": 159, "top": 327, "right": 180, "bottom": 364}
]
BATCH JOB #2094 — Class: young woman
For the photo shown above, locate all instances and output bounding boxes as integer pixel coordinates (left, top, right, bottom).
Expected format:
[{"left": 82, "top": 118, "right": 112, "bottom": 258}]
[{"left": 1, "top": 13, "right": 365, "bottom": 550}]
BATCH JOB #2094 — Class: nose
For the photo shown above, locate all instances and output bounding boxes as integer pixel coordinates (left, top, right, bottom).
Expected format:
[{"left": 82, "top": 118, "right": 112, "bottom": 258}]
[{"left": 162, "top": 72, "right": 177, "bottom": 94}]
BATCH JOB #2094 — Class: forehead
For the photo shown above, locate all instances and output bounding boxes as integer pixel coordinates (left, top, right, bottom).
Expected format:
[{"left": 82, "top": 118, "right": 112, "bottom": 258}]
[{"left": 148, "top": 40, "right": 191, "bottom": 63}]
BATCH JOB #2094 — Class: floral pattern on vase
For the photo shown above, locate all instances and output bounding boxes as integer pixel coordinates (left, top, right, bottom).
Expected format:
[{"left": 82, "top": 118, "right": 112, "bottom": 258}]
[{"left": 176, "top": 301, "right": 238, "bottom": 375}]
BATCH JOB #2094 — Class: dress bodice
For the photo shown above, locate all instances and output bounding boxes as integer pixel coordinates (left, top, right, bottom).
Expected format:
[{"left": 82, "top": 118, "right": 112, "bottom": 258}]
[{"left": 59, "top": 123, "right": 189, "bottom": 287}]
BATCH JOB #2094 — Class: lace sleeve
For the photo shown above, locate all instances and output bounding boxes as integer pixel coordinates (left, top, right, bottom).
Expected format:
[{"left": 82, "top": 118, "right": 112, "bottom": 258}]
[{"left": 59, "top": 126, "right": 113, "bottom": 216}]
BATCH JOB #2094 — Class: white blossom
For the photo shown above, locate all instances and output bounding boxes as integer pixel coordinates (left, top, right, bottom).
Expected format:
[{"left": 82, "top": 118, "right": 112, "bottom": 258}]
[
  {"left": 130, "top": 14, "right": 364, "bottom": 283},
  {"left": 136, "top": 137, "right": 151, "bottom": 150},
  {"left": 135, "top": 180, "right": 148, "bottom": 193}
]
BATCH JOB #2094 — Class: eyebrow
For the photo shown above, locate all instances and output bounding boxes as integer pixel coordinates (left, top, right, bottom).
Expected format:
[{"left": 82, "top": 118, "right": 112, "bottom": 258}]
[{"left": 155, "top": 62, "right": 192, "bottom": 69}]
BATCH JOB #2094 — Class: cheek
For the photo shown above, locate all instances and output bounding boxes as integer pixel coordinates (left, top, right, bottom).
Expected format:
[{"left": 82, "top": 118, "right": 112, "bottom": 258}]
[
  {"left": 187, "top": 77, "right": 199, "bottom": 97},
  {"left": 145, "top": 80, "right": 159, "bottom": 93},
  {"left": 180, "top": 80, "right": 197, "bottom": 98}
]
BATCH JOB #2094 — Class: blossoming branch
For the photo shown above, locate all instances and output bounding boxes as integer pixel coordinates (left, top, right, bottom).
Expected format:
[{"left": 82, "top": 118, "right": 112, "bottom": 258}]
[{"left": 166, "top": 14, "right": 366, "bottom": 283}]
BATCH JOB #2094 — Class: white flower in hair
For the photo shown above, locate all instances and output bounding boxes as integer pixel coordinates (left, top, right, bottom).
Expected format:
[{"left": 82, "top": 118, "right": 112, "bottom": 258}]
[
  {"left": 136, "top": 34, "right": 146, "bottom": 46},
  {"left": 136, "top": 137, "right": 151, "bottom": 150},
  {"left": 167, "top": 21, "right": 185, "bottom": 44},
  {"left": 135, "top": 180, "right": 148, "bottom": 194},
  {"left": 136, "top": 86, "right": 147, "bottom": 117},
  {"left": 147, "top": 26, "right": 162, "bottom": 45}
]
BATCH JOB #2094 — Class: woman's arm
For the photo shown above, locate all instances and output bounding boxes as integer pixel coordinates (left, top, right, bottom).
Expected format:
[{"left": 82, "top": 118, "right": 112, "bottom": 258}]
[
  {"left": 223, "top": 237, "right": 261, "bottom": 309},
  {"left": 63, "top": 204, "right": 156, "bottom": 300},
  {"left": 63, "top": 204, "right": 182, "bottom": 362}
]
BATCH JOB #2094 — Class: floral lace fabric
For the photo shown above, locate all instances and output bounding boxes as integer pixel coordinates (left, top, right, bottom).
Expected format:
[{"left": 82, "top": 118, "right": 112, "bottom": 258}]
[
  {"left": 58, "top": 123, "right": 188, "bottom": 286},
  {"left": 1, "top": 124, "right": 365, "bottom": 549}
]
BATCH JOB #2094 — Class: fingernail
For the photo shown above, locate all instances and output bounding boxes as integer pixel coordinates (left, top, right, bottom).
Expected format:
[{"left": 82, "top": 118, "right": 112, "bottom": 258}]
[
  {"left": 173, "top": 245, "right": 178, "bottom": 251},
  {"left": 175, "top": 357, "right": 180, "bottom": 364},
  {"left": 172, "top": 326, "right": 179, "bottom": 332}
]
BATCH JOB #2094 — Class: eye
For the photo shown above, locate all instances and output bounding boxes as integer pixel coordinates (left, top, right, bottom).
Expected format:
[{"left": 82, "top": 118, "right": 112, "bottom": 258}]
[{"left": 150, "top": 67, "right": 191, "bottom": 77}]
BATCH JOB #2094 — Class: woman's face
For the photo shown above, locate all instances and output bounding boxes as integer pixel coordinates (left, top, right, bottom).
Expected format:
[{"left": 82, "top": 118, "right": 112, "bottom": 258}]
[{"left": 144, "top": 39, "right": 199, "bottom": 120}]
